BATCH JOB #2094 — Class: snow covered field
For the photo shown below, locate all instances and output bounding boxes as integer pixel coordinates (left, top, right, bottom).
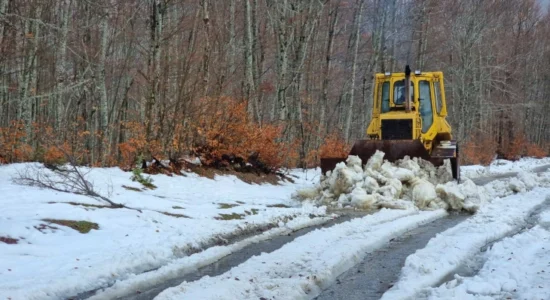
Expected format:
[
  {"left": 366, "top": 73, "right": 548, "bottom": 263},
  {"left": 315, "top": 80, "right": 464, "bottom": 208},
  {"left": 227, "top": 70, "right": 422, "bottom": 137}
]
[
  {"left": 0, "top": 164, "right": 326, "bottom": 299},
  {"left": 1, "top": 156, "right": 550, "bottom": 300}
]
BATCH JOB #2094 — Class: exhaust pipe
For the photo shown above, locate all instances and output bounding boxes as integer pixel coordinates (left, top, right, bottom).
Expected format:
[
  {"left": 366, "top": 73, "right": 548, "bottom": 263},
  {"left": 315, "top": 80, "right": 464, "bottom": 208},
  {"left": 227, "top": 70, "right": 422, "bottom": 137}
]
[{"left": 405, "top": 65, "right": 411, "bottom": 113}]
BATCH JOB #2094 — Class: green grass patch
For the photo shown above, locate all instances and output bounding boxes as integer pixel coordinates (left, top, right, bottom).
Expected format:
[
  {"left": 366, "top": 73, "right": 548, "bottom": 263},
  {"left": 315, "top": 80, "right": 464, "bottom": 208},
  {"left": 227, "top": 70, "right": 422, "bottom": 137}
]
[
  {"left": 267, "top": 204, "right": 290, "bottom": 208},
  {"left": 215, "top": 213, "right": 245, "bottom": 220},
  {"left": 236, "top": 201, "right": 245, "bottom": 204},
  {"left": 172, "top": 206, "right": 185, "bottom": 209},
  {"left": 43, "top": 219, "right": 99, "bottom": 234},
  {"left": 218, "top": 203, "right": 239, "bottom": 209}
]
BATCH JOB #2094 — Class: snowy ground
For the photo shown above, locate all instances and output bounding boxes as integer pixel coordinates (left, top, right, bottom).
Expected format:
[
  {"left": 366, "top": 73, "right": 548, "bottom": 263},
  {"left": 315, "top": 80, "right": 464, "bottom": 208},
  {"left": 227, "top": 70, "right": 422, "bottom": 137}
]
[
  {"left": 0, "top": 164, "right": 326, "bottom": 300},
  {"left": 152, "top": 157, "right": 550, "bottom": 300},
  {"left": 461, "top": 156, "right": 550, "bottom": 179},
  {"left": 1, "top": 156, "right": 550, "bottom": 300},
  {"left": 382, "top": 189, "right": 550, "bottom": 300}
]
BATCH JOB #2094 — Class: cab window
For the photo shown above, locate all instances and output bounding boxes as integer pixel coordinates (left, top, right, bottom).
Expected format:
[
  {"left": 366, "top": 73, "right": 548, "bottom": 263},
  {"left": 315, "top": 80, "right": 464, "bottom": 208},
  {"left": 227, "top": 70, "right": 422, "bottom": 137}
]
[
  {"left": 434, "top": 81, "right": 442, "bottom": 114},
  {"left": 419, "top": 80, "right": 433, "bottom": 132},
  {"left": 381, "top": 82, "right": 390, "bottom": 113},
  {"left": 393, "top": 80, "right": 414, "bottom": 105}
]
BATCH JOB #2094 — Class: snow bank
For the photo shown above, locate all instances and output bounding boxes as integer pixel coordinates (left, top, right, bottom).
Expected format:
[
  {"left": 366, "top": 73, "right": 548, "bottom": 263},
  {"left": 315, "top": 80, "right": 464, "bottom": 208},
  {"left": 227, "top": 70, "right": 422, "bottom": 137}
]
[
  {"left": 154, "top": 209, "right": 447, "bottom": 300},
  {"left": 425, "top": 226, "right": 550, "bottom": 299},
  {"left": 381, "top": 188, "right": 550, "bottom": 300}
]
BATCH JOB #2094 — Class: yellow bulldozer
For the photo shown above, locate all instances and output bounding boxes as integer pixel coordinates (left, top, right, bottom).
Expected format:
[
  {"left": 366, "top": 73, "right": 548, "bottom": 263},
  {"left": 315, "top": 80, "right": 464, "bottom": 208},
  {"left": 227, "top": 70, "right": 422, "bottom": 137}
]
[{"left": 321, "top": 65, "right": 459, "bottom": 180}]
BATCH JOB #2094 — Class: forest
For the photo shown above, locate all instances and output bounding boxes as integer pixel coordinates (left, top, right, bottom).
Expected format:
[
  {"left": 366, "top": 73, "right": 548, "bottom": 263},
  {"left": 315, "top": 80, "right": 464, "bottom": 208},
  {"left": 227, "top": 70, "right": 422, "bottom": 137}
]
[{"left": 0, "top": 0, "right": 549, "bottom": 170}]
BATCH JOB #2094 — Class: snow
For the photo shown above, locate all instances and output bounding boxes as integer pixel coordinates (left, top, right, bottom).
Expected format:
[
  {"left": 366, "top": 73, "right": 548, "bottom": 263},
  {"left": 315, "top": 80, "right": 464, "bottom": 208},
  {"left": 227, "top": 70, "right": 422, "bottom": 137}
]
[
  {"left": 461, "top": 156, "right": 550, "bottom": 179},
  {"left": 154, "top": 209, "right": 448, "bottom": 300},
  {"left": 424, "top": 226, "right": 550, "bottom": 300},
  {"left": 295, "top": 151, "right": 549, "bottom": 212},
  {"left": 381, "top": 188, "right": 550, "bottom": 300},
  {"left": 2, "top": 155, "right": 550, "bottom": 299},
  {"left": 0, "top": 163, "right": 327, "bottom": 300},
  {"left": 294, "top": 152, "right": 458, "bottom": 211},
  {"left": 87, "top": 215, "right": 331, "bottom": 300}
]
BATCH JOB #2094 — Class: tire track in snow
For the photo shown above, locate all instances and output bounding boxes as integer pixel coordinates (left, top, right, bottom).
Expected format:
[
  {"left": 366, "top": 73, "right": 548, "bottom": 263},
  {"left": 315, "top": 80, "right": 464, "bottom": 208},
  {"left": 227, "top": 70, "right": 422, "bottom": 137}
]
[
  {"left": 79, "top": 212, "right": 372, "bottom": 300},
  {"left": 153, "top": 209, "right": 447, "bottom": 300},
  {"left": 380, "top": 189, "right": 550, "bottom": 300},
  {"left": 423, "top": 226, "right": 550, "bottom": 299},
  {"left": 434, "top": 195, "right": 550, "bottom": 287}
]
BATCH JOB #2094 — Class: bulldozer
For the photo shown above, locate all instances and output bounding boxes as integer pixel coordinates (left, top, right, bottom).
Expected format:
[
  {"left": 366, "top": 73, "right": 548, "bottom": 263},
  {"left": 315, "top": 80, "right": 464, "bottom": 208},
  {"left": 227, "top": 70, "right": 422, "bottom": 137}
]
[{"left": 321, "top": 65, "right": 459, "bottom": 180}]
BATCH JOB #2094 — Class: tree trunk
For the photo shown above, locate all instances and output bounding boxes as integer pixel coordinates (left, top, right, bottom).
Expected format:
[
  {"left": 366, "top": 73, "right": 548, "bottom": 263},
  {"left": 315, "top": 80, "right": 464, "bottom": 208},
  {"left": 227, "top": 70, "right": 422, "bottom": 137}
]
[
  {"left": 319, "top": 4, "right": 339, "bottom": 143},
  {"left": 344, "top": 0, "right": 364, "bottom": 142},
  {"left": 244, "top": 0, "right": 256, "bottom": 120}
]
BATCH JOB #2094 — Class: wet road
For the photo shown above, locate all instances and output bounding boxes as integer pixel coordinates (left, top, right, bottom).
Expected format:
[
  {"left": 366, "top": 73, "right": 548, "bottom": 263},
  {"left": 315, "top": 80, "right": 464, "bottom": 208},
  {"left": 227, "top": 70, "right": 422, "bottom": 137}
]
[
  {"left": 314, "top": 214, "right": 469, "bottom": 300},
  {"left": 80, "top": 211, "right": 373, "bottom": 300}
]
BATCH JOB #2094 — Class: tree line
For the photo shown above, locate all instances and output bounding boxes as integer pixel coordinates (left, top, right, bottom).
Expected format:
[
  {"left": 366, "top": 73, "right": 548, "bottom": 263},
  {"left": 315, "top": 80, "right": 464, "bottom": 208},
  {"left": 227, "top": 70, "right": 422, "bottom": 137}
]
[{"left": 0, "top": 0, "right": 548, "bottom": 168}]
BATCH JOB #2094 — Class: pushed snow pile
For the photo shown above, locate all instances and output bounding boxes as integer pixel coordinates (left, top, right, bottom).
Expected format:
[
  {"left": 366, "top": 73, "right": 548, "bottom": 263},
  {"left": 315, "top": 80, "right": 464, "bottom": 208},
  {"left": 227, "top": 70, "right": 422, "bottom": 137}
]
[{"left": 294, "top": 151, "right": 548, "bottom": 212}]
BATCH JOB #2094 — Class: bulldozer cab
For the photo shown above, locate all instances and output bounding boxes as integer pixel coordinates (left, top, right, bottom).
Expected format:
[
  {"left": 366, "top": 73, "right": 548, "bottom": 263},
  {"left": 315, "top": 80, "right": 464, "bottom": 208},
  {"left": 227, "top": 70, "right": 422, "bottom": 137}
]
[
  {"left": 368, "top": 70, "right": 450, "bottom": 141},
  {"left": 321, "top": 66, "right": 459, "bottom": 181}
]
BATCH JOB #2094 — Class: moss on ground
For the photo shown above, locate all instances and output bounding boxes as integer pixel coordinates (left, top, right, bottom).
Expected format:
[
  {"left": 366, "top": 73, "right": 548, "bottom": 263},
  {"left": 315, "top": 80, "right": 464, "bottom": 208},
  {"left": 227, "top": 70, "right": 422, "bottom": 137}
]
[
  {"left": 43, "top": 219, "right": 99, "bottom": 234},
  {"left": 215, "top": 213, "right": 245, "bottom": 220},
  {"left": 267, "top": 204, "right": 290, "bottom": 208},
  {"left": 218, "top": 203, "right": 239, "bottom": 209}
]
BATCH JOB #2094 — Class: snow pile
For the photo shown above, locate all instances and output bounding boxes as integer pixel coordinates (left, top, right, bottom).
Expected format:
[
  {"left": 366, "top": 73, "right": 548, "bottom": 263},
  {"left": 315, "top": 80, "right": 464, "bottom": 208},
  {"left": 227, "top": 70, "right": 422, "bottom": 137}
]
[{"left": 294, "top": 151, "right": 549, "bottom": 212}]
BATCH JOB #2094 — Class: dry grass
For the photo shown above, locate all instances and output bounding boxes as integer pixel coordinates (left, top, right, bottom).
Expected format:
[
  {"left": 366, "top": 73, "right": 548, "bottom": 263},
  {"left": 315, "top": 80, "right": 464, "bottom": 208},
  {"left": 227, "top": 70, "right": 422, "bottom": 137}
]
[
  {"left": 0, "top": 236, "right": 18, "bottom": 244},
  {"left": 122, "top": 185, "right": 142, "bottom": 192},
  {"left": 162, "top": 212, "right": 190, "bottom": 218},
  {"left": 48, "top": 201, "right": 112, "bottom": 209},
  {"left": 188, "top": 165, "right": 283, "bottom": 185}
]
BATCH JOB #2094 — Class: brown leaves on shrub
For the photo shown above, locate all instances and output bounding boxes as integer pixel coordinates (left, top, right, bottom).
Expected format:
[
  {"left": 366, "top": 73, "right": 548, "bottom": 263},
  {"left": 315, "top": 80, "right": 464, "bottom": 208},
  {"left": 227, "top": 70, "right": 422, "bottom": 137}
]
[
  {"left": 461, "top": 131, "right": 498, "bottom": 165},
  {"left": 191, "top": 97, "right": 286, "bottom": 170}
]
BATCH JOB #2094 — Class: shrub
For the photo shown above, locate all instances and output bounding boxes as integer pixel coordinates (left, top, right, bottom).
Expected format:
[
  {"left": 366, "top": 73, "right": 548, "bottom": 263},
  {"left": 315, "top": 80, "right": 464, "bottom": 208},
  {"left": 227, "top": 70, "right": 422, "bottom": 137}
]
[
  {"left": 461, "top": 131, "right": 498, "bottom": 165},
  {"left": 0, "top": 121, "right": 33, "bottom": 163},
  {"left": 130, "top": 156, "right": 156, "bottom": 189},
  {"left": 191, "top": 97, "right": 285, "bottom": 171}
]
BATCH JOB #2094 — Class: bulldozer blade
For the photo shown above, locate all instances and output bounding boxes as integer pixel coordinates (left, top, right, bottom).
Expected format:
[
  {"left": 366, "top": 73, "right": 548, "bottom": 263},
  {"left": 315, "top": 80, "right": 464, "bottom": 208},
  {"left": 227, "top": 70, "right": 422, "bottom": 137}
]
[
  {"left": 320, "top": 157, "right": 348, "bottom": 175},
  {"left": 349, "top": 139, "right": 431, "bottom": 163},
  {"left": 320, "top": 140, "right": 430, "bottom": 175},
  {"left": 320, "top": 139, "right": 459, "bottom": 180}
]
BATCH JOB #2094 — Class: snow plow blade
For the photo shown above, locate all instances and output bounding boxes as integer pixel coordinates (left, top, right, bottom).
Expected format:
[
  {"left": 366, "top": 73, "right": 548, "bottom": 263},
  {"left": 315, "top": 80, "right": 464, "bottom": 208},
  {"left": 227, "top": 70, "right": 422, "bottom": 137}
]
[{"left": 320, "top": 140, "right": 459, "bottom": 180}]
